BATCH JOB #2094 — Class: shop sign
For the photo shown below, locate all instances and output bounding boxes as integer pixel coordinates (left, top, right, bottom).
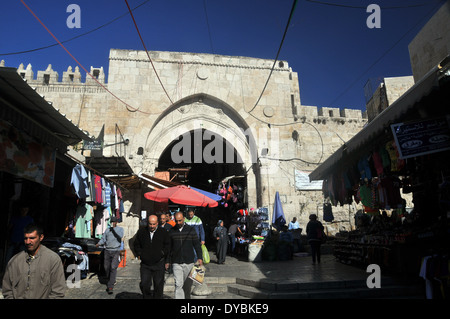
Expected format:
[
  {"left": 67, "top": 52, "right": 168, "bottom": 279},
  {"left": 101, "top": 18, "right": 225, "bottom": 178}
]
[
  {"left": 391, "top": 116, "right": 450, "bottom": 159},
  {"left": 295, "top": 169, "right": 323, "bottom": 190},
  {"left": 0, "top": 120, "right": 56, "bottom": 187},
  {"left": 83, "top": 139, "right": 103, "bottom": 151}
]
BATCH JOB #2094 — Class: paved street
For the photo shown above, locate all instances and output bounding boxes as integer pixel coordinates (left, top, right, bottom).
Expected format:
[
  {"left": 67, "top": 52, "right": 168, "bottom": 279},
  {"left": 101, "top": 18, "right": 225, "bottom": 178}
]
[{"left": 62, "top": 250, "right": 424, "bottom": 299}]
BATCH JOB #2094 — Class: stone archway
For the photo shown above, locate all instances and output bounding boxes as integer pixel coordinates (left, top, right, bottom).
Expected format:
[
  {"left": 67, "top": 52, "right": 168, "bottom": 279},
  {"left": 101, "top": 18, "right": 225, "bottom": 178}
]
[{"left": 142, "top": 93, "right": 262, "bottom": 208}]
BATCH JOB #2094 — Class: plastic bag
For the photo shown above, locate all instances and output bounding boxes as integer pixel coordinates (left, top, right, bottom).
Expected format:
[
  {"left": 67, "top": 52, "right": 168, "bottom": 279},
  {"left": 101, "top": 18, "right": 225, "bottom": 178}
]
[
  {"left": 188, "top": 264, "right": 205, "bottom": 285},
  {"left": 201, "top": 244, "right": 210, "bottom": 264}
]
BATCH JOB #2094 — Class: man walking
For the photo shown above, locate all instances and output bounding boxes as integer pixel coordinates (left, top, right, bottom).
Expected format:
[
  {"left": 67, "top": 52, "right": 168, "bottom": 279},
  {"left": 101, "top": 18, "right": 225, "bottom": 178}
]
[
  {"left": 2, "top": 223, "right": 66, "bottom": 299},
  {"left": 167, "top": 212, "right": 203, "bottom": 299},
  {"left": 159, "top": 213, "right": 173, "bottom": 231},
  {"left": 96, "top": 216, "right": 124, "bottom": 295},
  {"left": 134, "top": 214, "right": 170, "bottom": 299}
]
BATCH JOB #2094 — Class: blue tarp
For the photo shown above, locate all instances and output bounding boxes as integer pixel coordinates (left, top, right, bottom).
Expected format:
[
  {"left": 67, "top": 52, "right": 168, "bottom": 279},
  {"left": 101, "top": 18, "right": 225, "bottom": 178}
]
[
  {"left": 190, "top": 186, "right": 222, "bottom": 202},
  {"left": 272, "top": 191, "right": 286, "bottom": 231}
]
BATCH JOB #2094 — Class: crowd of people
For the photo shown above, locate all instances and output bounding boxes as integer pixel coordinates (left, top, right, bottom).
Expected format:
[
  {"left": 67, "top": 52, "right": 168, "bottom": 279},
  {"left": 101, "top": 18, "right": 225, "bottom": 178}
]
[
  {"left": 1, "top": 208, "right": 224, "bottom": 300},
  {"left": 2, "top": 204, "right": 328, "bottom": 300}
]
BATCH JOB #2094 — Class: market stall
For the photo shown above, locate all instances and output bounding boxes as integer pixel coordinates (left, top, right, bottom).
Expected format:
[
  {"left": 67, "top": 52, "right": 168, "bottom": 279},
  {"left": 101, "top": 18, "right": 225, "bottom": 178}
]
[{"left": 310, "top": 58, "right": 450, "bottom": 289}]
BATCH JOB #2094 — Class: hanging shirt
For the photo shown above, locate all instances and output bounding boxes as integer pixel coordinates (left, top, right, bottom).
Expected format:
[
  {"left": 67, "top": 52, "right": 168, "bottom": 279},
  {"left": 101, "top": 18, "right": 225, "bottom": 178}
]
[
  {"left": 104, "top": 181, "right": 112, "bottom": 207},
  {"left": 75, "top": 203, "right": 93, "bottom": 238},
  {"left": 94, "top": 175, "right": 103, "bottom": 204},
  {"left": 70, "top": 164, "right": 90, "bottom": 199},
  {"left": 95, "top": 207, "right": 111, "bottom": 239}
]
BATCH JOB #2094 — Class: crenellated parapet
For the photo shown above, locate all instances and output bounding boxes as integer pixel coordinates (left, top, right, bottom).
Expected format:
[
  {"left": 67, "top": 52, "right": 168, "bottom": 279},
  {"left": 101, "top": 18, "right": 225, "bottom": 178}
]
[
  {"left": 11, "top": 62, "right": 106, "bottom": 86},
  {"left": 295, "top": 105, "right": 367, "bottom": 124}
]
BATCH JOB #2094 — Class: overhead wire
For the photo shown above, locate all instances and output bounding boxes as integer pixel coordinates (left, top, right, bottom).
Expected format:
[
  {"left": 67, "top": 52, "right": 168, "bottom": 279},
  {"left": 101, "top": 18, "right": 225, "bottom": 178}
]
[
  {"left": 305, "top": 0, "right": 442, "bottom": 10},
  {"left": 19, "top": 0, "right": 160, "bottom": 115},
  {"left": 1, "top": 0, "right": 151, "bottom": 56},
  {"left": 324, "top": 0, "right": 445, "bottom": 108},
  {"left": 203, "top": 0, "right": 215, "bottom": 54},
  {"left": 245, "top": 0, "right": 298, "bottom": 114},
  {"left": 124, "top": 0, "right": 174, "bottom": 105}
]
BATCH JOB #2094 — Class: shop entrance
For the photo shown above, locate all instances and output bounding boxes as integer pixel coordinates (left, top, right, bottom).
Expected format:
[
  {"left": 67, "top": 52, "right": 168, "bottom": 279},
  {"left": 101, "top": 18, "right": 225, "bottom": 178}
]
[{"left": 156, "top": 129, "right": 248, "bottom": 248}]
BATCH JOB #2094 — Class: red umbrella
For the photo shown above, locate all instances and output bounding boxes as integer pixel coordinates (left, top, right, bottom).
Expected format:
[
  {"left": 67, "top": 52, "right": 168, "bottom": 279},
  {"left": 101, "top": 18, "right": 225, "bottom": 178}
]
[{"left": 144, "top": 185, "right": 219, "bottom": 207}]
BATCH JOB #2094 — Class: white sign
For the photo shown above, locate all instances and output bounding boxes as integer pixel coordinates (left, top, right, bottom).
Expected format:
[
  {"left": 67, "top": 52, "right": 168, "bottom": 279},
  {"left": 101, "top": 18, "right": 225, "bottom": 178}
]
[{"left": 295, "top": 170, "right": 323, "bottom": 191}]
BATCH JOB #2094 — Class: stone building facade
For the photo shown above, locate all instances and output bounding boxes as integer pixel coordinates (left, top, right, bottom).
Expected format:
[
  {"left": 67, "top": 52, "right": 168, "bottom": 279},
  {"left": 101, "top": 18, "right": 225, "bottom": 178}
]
[{"left": 10, "top": 49, "right": 368, "bottom": 240}]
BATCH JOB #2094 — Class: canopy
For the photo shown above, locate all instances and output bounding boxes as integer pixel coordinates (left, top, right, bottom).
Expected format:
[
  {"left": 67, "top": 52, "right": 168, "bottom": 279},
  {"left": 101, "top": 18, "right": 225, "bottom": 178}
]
[
  {"left": 144, "top": 185, "right": 219, "bottom": 207},
  {"left": 272, "top": 191, "right": 286, "bottom": 231},
  {"left": 189, "top": 186, "right": 222, "bottom": 202}
]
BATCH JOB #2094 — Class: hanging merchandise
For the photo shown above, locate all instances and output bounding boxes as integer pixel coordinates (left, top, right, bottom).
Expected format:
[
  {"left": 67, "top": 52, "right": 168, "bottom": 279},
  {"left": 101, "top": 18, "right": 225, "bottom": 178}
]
[
  {"left": 94, "top": 175, "right": 103, "bottom": 204},
  {"left": 75, "top": 202, "right": 94, "bottom": 239},
  {"left": 70, "top": 164, "right": 90, "bottom": 199},
  {"left": 323, "top": 203, "right": 334, "bottom": 222}
]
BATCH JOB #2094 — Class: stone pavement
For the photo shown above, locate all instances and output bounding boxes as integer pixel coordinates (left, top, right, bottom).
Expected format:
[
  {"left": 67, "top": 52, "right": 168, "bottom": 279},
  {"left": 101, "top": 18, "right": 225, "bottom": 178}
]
[{"left": 62, "top": 250, "right": 425, "bottom": 299}]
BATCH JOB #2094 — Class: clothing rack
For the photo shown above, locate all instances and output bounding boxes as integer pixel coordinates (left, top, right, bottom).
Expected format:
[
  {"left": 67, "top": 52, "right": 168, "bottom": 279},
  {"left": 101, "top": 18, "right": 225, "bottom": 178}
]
[{"left": 65, "top": 152, "right": 127, "bottom": 191}]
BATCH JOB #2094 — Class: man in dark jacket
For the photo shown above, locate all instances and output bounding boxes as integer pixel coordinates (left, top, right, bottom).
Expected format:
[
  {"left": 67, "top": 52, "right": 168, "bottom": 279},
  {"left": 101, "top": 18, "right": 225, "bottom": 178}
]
[
  {"left": 167, "top": 212, "right": 203, "bottom": 299},
  {"left": 134, "top": 214, "right": 170, "bottom": 299}
]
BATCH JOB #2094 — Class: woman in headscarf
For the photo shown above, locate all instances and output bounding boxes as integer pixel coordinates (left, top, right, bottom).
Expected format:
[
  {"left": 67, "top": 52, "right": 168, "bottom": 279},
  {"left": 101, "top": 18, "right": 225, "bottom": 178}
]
[{"left": 213, "top": 220, "right": 228, "bottom": 264}]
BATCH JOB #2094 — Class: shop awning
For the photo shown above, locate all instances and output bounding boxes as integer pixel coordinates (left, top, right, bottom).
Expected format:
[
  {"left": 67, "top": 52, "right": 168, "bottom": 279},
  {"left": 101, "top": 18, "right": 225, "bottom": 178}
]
[
  {"left": 309, "top": 56, "right": 450, "bottom": 181},
  {"left": 85, "top": 156, "right": 134, "bottom": 176},
  {"left": 0, "top": 67, "right": 91, "bottom": 151},
  {"left": 139, "top": 173, "right": 182, "bottom": 190}
]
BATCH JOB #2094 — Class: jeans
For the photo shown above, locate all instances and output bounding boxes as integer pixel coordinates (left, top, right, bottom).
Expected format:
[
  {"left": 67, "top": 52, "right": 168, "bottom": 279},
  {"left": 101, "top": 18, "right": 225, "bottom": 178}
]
[
  {"left": 104, "top": 250, "right": 120, "bottom": 289},
  {"left": 172, "top": 263, "right": 194, "bottom": 299},
  {"left": 140, "top": 260, "right": 166, "bottom": 299},
  {"left": 229, "top": 234, "right": 236, "bottom": 255}
]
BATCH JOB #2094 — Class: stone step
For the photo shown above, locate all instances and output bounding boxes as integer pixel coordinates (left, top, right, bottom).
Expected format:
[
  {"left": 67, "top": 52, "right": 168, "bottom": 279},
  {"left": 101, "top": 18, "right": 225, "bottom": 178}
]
[
  {"left": 163, "top": 276, "right": 236, "bottom": 294},
  {"left": 228, "top": 282, "right": 424, "bottom": 299}
]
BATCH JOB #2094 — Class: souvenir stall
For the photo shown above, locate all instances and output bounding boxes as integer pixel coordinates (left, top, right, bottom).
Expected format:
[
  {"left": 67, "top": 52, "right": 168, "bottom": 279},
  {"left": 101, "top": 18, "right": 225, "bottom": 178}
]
[
  {"left": 310, "top": 60, "right": 450, "bottom": 297},
  {"left": 64, "top": 163, "right": 126, "bottom": 274},
  {"left": 230, "top": 207, "right": 270, "bottom": 261}
]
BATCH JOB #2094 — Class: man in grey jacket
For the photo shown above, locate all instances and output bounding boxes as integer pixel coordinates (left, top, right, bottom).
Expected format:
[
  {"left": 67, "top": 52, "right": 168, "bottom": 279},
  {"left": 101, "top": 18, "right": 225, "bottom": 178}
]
[
  {"left": 96, "top": 216, "right": 124, "bottom": 294},
  {"left": 2, "top": 223, "right": 66, "bottom": 299}
]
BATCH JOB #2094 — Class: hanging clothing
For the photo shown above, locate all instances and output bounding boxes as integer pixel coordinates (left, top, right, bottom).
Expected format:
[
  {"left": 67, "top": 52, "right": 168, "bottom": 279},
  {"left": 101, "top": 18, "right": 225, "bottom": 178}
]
[
  {"left": 95, "top": 207, "right": 111, "bottom": 239},
  {"left": 70, "top": 164, "right": 90, "bottom": 199},
  {"left": 323, "top": 203, "right": 334, "bottom": 222},
  {"left": 75, "top": 203, "right": 93, "bottom": 238},
  {"left": 94, "top": 175, "right": 103, "bottom": 204}
]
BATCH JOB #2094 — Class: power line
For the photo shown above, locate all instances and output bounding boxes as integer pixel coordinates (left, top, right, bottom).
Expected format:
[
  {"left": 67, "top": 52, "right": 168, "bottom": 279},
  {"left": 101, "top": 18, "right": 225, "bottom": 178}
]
[
  {"left": 203, "top": 0, "right": 215, "bottom": 54},
  {"left": 325, "top": 0, "right": 445, "bottom": 108},
  {"left": 246, "top": 0, "right": 298, "bottom": 113},
  {"left": 124, "top": 0, "right": 174, "bottom": 105},
  {"left": 19, "top": 0, "right": 159, "bottom": 115},
  {"left": 1, "top": 0, "right": 151, "bottom": 56},
  {"left": 305, "top": 0, "right": 442, "bottom": 10}
]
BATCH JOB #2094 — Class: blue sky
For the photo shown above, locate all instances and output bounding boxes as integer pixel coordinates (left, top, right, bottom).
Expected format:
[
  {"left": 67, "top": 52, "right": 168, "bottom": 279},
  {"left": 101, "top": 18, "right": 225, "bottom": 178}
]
[{"left": 0, "top": 0, "right": 445, "bottom": 111}]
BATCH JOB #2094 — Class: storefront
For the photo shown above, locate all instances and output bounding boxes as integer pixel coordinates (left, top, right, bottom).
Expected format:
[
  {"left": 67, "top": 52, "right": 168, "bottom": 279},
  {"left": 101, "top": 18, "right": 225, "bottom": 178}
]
[
  {"left": 309, "top": 58, "right": 450, "bottom": 294},
  {"left": 0, "top": 66, "right": 93, "bottom": 272}
]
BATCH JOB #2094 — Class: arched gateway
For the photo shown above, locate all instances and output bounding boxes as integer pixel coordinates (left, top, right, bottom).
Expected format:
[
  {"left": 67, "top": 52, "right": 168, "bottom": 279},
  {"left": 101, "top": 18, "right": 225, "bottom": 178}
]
[{"left": 143, "top": 93, "right": 261, "bottom": 209}]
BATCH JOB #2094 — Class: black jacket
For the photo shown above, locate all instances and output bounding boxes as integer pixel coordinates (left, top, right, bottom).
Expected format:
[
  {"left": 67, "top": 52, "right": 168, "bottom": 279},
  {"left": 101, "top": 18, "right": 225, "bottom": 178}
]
[
  {"left": 168, "top": 224, "right": 202, "bottom": 264},
  {"left": 134, "top": 226, "right": 170, "bottom": 266}
]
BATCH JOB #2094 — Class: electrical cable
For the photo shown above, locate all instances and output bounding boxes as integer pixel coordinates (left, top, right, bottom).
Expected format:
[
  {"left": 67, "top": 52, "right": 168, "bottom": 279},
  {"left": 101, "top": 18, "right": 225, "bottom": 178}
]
[
  {"left": 1, "top": 0, "right": 151, "bottom": 56},
  {"left": 19, "top": 0, "right": 160, "bottom": 115},
  {"left": 324, "top": 0, "right": 445, "bottom": 108},
  {"left": 124, "top": 0, "right": 174, "bottom": 105},
  {"left": 305, "top": 0, "right": 442, "bottom": 10},
  {"left": 203, "top": 0, "right": 215, "bottom": 54},
  {"left": 246, "top": 0, "right": 298, "bottom": 113}
]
